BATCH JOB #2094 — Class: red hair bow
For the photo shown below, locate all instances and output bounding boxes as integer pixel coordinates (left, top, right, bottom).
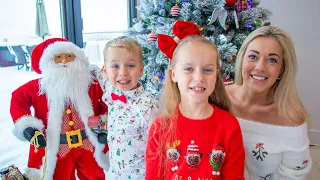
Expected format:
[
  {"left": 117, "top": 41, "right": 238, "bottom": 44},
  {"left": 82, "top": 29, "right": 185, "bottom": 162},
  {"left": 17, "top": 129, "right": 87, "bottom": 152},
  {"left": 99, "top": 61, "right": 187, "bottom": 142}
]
[{"left": 158, "top": 20, "right": 200, "bottom": 60}]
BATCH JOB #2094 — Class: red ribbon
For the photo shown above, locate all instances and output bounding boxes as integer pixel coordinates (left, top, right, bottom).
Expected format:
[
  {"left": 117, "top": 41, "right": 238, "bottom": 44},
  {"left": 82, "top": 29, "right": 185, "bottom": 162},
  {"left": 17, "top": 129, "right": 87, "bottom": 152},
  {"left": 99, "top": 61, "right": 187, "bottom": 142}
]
[
  {"left": 111, "top": 93, "right": 127, "bottom": 103},
  {"left": 158, "top": 20, "right": 200, "bottom": 60}
]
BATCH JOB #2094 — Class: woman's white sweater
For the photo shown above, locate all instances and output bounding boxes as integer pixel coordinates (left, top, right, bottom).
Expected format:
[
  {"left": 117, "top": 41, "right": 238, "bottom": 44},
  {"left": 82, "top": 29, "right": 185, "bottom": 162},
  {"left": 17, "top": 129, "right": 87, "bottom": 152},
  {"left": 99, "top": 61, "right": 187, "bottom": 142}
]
[{"left": 238, "top": 118, "right": 312, "bottom": 180}]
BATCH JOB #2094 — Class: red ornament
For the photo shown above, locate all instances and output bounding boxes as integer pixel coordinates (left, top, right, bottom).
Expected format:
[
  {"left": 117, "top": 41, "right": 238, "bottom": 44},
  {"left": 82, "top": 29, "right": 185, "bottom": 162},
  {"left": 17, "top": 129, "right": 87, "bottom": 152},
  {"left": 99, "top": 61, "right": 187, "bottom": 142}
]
[
  {"left": 147, "top": 32, "right": 157, "bottom": 42},
  {"left": 170, "top": 5, "right": 180, "bottom": 17},
  {"left": 236, "top": 1, "right": 248, "bottom": 11},
  {"left": 242, "top": 1, "right": 248, "bottom": 10},
  {"left": 225, "top": 0, "right": 236, "bottom": 7}
]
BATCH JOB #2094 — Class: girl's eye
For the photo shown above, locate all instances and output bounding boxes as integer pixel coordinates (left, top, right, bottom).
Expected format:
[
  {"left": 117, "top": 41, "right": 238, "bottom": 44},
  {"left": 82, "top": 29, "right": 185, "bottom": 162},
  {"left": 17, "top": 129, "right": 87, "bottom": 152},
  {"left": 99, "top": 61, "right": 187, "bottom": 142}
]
[
  {"left": 204, "top": 68, "right": 213, "bottom": 72},
  {"left": 128, "top": 64, "right": 135, "bottom": 68},
  {"left": 248, "top": 55, "right": 257, "bottom": 60},
  {"left": 56, "top": 56, "right": 61, "bottom": 59},
  {"left": 268, "top": 58, "right": 277, "bottom": 63},
  {"left": 184, "top": 67, "right": 193, "bottom": 71}
]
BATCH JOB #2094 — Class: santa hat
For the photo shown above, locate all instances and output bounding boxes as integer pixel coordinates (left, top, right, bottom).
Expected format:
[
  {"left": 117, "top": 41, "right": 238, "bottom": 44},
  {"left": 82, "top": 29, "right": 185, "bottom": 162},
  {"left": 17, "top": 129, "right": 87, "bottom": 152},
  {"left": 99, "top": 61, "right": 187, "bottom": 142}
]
[
  {"left": 212, "top": 143, "right": 225, "bottom": 153},
  {"left": 31, "top": 38, "right": 86, "bottom": 74},
  {"left": 187, "top": 140, "right": 200, "bottom": 154}
]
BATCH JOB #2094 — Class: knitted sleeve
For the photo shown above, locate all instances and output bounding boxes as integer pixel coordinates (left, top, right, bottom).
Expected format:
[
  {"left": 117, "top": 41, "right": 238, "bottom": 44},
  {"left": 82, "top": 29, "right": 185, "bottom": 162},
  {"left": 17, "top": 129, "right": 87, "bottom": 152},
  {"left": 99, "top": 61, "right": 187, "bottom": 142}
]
[
  {"left": 221, "top": 121, "right": 246, "bottom": 180},
  {"left": 145, "top": 120, "right": 161, "bottom": 180},
  {"left": 274, "top": 125, "right": 312, "bottom": 180}
]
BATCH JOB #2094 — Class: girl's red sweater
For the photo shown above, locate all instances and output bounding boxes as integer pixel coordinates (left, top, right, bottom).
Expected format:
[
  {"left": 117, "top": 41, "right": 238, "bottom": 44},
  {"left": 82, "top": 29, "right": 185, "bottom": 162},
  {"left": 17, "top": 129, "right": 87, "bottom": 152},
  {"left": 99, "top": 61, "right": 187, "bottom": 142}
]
[{"left": 145, "top": 104, "right": 245, "bottom": 180}]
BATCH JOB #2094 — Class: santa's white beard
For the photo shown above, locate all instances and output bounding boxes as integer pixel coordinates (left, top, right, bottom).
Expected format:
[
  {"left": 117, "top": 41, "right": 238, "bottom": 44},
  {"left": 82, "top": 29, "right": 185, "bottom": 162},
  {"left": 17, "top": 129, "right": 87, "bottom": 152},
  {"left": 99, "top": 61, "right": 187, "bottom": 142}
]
[
  {"left": 39, "top": 58, "right": 93, "bottom": 109},
  {"left": 38, "top": 58, "right": 100, "bottom": 179}
]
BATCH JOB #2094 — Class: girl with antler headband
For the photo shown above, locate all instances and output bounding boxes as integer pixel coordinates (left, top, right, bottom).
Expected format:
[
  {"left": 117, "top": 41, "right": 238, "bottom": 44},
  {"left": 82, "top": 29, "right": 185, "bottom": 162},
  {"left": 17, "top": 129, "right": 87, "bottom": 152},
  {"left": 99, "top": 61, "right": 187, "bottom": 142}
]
[{"left": 145, "top": 20, "right": 245, "bottom": 180}]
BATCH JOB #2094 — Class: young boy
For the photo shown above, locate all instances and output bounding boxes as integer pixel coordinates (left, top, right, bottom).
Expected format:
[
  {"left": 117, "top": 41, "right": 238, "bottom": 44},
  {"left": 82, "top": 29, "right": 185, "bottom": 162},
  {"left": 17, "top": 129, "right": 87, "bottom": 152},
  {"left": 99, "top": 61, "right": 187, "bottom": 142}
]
[{"left": 91, "top": 36, "right": 159, "bottom": 179}]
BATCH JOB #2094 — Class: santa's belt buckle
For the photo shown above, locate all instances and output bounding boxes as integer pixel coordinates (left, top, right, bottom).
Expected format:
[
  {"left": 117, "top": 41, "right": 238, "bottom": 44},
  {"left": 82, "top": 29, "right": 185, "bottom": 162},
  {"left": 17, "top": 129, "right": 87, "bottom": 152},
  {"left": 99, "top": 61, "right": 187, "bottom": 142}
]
[{"left": 65, "top": 129, "right": 83, "bottom": 148}]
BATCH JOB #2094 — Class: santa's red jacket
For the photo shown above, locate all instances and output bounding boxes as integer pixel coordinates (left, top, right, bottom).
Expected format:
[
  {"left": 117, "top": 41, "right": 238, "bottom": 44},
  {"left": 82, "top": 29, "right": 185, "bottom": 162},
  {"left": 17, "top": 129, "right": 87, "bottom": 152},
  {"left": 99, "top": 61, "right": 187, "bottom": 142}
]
[{"left": 10, "top": 78, "right": 109, "bottom": 179}]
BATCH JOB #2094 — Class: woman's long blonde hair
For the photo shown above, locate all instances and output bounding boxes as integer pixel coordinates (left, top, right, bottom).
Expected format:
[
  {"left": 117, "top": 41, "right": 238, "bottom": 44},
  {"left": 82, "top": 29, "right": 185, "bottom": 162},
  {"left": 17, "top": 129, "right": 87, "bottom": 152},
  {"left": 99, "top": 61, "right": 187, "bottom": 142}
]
[
  {"left": 235, "top": 26, "right": 308, "bottom": 125},
  {"left": 153, "top": 35, "right": 231, "bottom": 179}
]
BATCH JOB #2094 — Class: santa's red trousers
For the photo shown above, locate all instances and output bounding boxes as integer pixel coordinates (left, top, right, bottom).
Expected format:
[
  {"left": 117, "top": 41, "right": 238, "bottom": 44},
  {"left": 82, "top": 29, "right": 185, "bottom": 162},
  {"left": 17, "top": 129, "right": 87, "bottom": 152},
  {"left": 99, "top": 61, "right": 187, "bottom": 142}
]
[{"left": 53, "top": 148, "right": 105, "bottom": 180}]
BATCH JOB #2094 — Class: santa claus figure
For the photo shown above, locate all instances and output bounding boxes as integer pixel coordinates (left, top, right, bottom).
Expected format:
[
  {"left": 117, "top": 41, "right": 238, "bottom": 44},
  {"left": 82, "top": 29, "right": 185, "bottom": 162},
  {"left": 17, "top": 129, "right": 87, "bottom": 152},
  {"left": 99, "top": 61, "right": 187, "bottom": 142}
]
[{"left": 10, "top": 38, "right": 109, "bottom": 180}]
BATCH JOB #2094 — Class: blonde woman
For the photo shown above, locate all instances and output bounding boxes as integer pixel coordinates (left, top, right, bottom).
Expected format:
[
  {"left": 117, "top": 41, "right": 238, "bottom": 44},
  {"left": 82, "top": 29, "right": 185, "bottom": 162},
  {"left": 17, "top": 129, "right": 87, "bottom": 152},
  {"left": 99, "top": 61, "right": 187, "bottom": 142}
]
[{"left": 226, "top": 26, "right": 312, "bottom": 179}]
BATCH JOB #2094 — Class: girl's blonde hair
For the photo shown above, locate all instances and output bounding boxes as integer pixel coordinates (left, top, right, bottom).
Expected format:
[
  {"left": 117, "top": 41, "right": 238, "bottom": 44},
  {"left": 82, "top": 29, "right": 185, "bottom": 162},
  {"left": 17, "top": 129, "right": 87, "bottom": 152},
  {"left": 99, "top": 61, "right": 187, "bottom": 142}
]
[
  {"left": 103, "top": 36, "right": 143, "bottom": 64},
  {"left": 153, "top": 35, "right": 230, "bottom": 179},
  {"left": 235, "top": 26, "right": 308, "bottom": 125}
]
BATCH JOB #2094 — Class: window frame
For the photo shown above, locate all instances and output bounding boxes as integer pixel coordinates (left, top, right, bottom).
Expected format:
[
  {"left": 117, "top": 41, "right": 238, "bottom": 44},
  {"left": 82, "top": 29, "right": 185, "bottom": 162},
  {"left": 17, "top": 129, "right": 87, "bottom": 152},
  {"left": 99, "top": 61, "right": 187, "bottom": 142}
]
[{"left": 60, "top": 0, "right": 137, "bottom": 48}]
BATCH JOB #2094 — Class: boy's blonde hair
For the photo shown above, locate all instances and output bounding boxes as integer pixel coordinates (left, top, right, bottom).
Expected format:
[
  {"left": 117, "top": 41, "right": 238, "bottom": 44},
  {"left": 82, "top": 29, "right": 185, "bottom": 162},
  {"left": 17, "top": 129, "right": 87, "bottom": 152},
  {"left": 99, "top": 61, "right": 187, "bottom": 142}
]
[
  {"left": 235, "top": 26, "right": 308, "bottom": 125},
  {"left": 103, "top": 36, "right": 143, "bottom": 65},
  {"left": 153, "top": 35, "right": 231, "bottom": 179}
]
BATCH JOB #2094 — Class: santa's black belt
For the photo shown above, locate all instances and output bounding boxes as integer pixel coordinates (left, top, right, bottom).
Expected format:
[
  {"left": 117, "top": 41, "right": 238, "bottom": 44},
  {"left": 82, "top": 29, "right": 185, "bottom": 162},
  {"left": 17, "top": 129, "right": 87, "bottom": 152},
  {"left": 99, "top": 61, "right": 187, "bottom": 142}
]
[{"left": 60, "top": 129, "right": 87, "bottom": 148}]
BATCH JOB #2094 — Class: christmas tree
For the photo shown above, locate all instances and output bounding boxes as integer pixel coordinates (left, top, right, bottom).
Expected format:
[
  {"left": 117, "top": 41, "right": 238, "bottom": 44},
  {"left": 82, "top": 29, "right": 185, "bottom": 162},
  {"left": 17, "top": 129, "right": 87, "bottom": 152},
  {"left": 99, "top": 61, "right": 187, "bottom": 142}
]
[{"left": 127, "top": 0, "right": 272, "bottom": 97}]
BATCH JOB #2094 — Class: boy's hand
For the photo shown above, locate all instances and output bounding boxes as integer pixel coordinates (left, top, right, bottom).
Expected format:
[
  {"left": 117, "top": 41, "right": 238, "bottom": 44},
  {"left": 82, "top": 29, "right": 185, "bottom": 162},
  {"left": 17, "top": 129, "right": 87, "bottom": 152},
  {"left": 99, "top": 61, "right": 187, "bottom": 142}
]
[{"left": 89, "top": 64, "right": 102, "bottom": 77}]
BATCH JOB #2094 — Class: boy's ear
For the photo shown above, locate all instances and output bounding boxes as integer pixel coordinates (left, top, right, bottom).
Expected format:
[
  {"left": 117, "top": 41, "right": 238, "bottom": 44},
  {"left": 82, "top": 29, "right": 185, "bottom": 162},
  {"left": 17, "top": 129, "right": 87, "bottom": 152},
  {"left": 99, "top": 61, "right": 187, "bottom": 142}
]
[
  {"left": 170, "top": 68, "right": 177, "bottom": 82},
  {"left": 139, "top": 64, "right": 144, "bottom": 77}
]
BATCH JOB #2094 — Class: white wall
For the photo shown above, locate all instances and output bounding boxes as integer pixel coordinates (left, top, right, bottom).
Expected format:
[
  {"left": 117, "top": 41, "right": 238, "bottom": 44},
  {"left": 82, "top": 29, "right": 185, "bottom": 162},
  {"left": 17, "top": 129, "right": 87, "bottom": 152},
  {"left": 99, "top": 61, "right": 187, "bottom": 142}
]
[{"left": 260, "top": 0, "right": 320, "bottom": 144}]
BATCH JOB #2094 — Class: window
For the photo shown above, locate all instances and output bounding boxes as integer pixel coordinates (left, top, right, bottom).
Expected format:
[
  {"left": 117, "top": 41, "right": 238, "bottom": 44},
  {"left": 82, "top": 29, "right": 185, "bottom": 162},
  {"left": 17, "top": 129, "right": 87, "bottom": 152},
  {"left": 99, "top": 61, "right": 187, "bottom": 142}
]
[
  {"left": 0, "top": 0, "right": 62, "bottom": 45},
  {"left": 80, "top": 0, "right": 129, "bottom": 65},
  {"left": 81, "top": 0, "right": 129, "bottom": 41},
  {"left": 0, "top": 0, "right": 63, "bottom": 171}
]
